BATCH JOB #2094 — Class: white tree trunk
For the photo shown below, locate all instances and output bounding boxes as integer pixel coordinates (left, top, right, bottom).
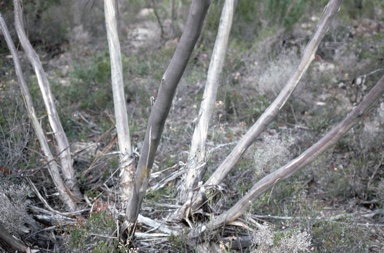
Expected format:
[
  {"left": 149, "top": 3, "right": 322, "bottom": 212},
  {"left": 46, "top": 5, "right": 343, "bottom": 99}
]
[
  {"left": 13, "top": 0, "right": 81, "bottom": 202},
  {"left": 197, "top": 72, "right": 384, "bottom": 234},
  {"left": 205, "top": 0, "right": 341, "bottom": 187},
  {"left": 0, "top": 13, "right": 77, "bottom": 212},
  {"left": 179, "top": 0, "right": 236, "bottom": 202},
  {"left": 104, "top": 0, "right": 134, "bottom": 204}
]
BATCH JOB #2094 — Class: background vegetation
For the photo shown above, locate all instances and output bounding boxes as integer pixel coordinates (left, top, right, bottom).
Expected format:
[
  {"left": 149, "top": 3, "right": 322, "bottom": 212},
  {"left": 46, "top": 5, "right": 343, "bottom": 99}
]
[{"left": 0, "top": 0, "right": 383, "bottom": 252}]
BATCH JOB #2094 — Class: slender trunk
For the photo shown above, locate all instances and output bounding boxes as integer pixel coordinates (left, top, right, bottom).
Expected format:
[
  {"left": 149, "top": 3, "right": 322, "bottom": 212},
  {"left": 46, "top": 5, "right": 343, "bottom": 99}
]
[
  {"left": 0, "top": 13, "right": 77, "bottom": 211},
  {"left": 104, "top": 0, "right": 134, "bottom": 206},
  {"left": 178, "top": 0, "right": 236, "bottom": 203},
  {"left": 13, "top": 0, "right": 82, "bottom": 201},
  {"left": 125, "top": 0, "right": 211, "bottom": 223}
]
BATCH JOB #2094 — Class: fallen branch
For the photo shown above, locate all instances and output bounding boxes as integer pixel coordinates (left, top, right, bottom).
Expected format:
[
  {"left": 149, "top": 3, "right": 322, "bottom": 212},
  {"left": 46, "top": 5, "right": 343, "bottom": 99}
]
[
  {"left": 27, "top": 179, "right": 88, "bottom": 217},
  {"left": 138, "top": 215, "right": 179, "bottom": 235},
  {"left": 0, "top": 223, "right": 31, "bottom": 253}
]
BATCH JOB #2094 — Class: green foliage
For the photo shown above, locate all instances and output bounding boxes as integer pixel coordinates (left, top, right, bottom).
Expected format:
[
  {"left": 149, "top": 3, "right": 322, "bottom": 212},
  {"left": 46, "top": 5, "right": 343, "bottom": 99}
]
[
  {"left": 146, "top": 183, "right": 174, "bottom": 203},
  {"left": 65, "top": 207, "right": 127, "bottom": 253},
  {"left": 311, "top": 221, "right": 369, "bottom": 252},
  {"left": 263, "top": 0, "right": 308, "bottom": 28},
  {"left": 203, "top": 1, "right": 223, "bottom": 40},
  {"left": 125, "top": 53, "right": 149, "bottom": 77},
  {"left": 48, "top": 51, "right": 113, "bottom": 140},
  {"left": 20, "top": 0, "right": 69, "bottom": 47},
  {"left": 220, "top": 84, "right": 270, "bottom": 124},
  {"left": 48, "top": 51, "right": 123, "bottom": 134},
  {"left": 168, "top": 233, "right": 191, "bottom": 252},
  {"left": 69, "top": 51, "right": 113, "bottom": 110},
  {"left": 27, "top": 76, "right": 46, "bottom": 113},
  {"left": 338, "top": 0, "right": 384, "bottom": 20},
  {"left": 206, "top": 0, "right": 309, "bottom": 41},
  {"left": 0, "top": 80, "right": 34, "bottom": 169}
]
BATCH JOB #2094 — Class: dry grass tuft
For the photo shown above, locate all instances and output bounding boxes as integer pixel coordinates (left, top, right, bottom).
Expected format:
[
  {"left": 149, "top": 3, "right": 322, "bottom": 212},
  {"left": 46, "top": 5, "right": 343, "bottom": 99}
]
[
  {"left": 254, "top": 133, "right": 294, "bottom": 177},
  {"left": 257, "top": 50, "right": 300, "bottom": 97},
  {"left": 0, "top": 181, "right": 30, "bottom": 235},
  {"left": 251, "top": 223, "right": 312, "bottom": 253}
]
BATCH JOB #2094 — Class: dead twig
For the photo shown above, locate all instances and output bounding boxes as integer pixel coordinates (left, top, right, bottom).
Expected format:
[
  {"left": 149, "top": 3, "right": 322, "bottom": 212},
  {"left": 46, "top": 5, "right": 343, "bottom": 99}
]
[{"left": 27, "top": 178, "right": 88, "bottom": 217}]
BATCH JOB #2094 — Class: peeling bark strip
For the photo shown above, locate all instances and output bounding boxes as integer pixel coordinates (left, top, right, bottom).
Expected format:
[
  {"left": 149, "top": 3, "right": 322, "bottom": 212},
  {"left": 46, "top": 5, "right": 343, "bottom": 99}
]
[
  {"left": 104, "top": 0, "right": 132, "bottom": 157},
  {"left": 125, "top": 0, "right": 211, "bottom": 222},
  {"left": 202, "top": 73, "right": 384, "bottom": 232},
  {"left": 104, "top": 0, "right": 134, "bottom": 206},
  {"left": 0, "top": 12, "right": 77, "bottom": 211},
  {"left": 13, "top": 0, "right": 82, "bottom": 202}
]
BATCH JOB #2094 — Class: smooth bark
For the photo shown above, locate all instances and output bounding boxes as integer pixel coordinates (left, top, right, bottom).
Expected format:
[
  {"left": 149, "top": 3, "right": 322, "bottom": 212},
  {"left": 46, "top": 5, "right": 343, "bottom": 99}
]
[
  {"left": 173, "top": 0, "right": 343, "bottom": 222},
  {"left": 125, "top": 0, "right": 211, "bottom": 222}
]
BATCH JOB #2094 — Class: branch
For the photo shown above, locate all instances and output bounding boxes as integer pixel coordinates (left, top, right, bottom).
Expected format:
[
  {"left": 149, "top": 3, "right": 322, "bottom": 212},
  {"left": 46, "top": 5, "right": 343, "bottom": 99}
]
[
  {"left": 0, "top": 223, "right": 30, "bottom": 253},
  {"left": 197, "top": 73, "right": 384, "bottom": 235},
  {"left": 172, "top": 0, "right": 342, "bottom": 223}
]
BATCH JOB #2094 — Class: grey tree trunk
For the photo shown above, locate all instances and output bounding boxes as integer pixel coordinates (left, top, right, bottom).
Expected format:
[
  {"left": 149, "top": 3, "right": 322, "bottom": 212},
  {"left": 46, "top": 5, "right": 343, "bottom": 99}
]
[{"left": 125, "top": 0, "right": 211, "bottom": 223}]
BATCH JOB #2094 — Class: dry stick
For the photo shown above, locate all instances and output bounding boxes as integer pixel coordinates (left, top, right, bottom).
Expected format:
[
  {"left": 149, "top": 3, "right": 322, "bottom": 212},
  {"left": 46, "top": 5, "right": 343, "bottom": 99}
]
[
  {"left": 191, "top": 74, "right": 384, "bottom": 237},
  {"left": 151, "top": 0, "right": 165, "bottom": 39},
  {"left": 81, "top": 133, "right": 117, "bottom": 177},
  {"left": 27, "top": 178, "right": 89, "bottom": 217},
  {"left": 179, "top": 0, "right": 237, "bottom": 202},
  {"left": 124, "top": 0, "right": 211, "bottom": 223},
  {"left": 13, "top": 0, "right": 82, "bottom": 201},
  {"left": 0, "top": 14, "right": 76, "bottom": 211},
  {"left": 137, "top": 215, "right": 178, "bottom": 235},
  {"left": 0, "top": 223, "right": 30, "bottom": 253}
]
